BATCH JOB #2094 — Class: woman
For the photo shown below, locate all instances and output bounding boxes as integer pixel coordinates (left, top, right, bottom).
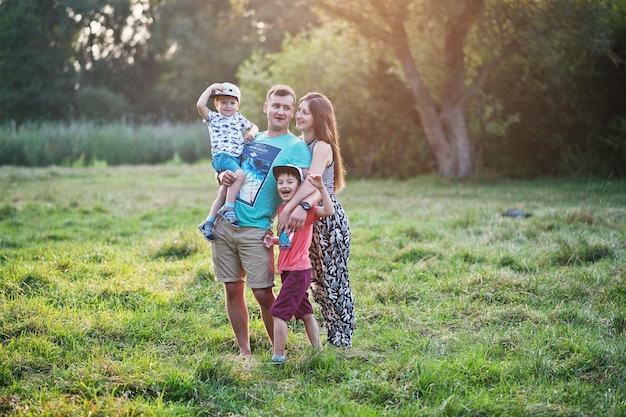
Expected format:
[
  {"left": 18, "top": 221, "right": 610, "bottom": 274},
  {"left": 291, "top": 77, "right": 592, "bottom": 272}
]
[{"left": 277, "top": 92, "right": 355, "bottom": 347}]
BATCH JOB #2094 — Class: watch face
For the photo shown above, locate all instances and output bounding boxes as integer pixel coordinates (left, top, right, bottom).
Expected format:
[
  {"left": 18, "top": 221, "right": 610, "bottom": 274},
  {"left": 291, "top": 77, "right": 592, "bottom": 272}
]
[{"left": 300, "top": 202, "right": 311, "bottom": 210}]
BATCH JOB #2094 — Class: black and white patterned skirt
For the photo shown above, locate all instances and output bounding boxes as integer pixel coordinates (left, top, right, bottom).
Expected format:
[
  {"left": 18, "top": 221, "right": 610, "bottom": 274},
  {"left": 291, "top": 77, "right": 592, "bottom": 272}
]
[{"left": 310, "top": 195, "right": 355, "bottom": 347}]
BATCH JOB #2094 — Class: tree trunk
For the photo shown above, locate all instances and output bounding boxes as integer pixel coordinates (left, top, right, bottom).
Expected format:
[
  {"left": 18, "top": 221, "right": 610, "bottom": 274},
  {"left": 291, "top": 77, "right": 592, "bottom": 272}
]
[
  {"left": 441, "top": 104, "right": 473, "bottom": 178},
  {"left": 390, "top": 24, "right": 453, "bottom": 177},
  {"left": 392, "top": 22, "right": 468, "bottom": 178},
  {"left": 327, "top": 0, "right": 483, "bottom": 178},
  {"left": 437, "top": 1, "right": 481, "bottom": 179},
  {"left": 436, "top": 0, "right": 482, "bottom": 178}
]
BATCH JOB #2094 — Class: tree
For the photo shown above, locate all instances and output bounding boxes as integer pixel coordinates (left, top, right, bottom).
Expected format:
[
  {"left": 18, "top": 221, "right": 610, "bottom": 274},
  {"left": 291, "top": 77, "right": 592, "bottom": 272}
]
[
  {"left": 311, "top": 0, "right": 483, "bottom": 178},
  {"left": 0, "top": 0, "right": 152, "bottom": 124},
  {"left": 137, "top": 0, "right": 317, "bottom": 121},
  {"left": 469, "top": 0, "right": 621, "bottom": 176},
  {"left": 230, "top": 0, "right": 319, "bottom": 52},
  {"left": 314, "top": 0, "right": 614, "bottom": 179},
  {"left": 0, "top": 0, "right": 79, "bottom": 124},
  {"left": 0, "top": 0, "right": 318, "bottom": 124},
  {"left": 238, "top": 23, "right": 433, "bottom": 177},
  {"left": 71, "top": 0, "right": 157, "bottom": 120}
]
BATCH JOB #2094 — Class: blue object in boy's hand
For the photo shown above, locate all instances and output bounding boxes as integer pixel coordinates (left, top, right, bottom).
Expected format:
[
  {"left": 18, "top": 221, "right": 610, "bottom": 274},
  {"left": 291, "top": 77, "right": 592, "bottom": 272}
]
[{"left": 278, "top": 230, "right": 291, "bottom": 249}]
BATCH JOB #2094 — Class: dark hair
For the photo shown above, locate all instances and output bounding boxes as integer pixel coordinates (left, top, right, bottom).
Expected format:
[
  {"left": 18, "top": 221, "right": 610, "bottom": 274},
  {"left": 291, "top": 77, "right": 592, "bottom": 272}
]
[
  {"left": 299, "top": 92, "right": 346, "bottom": 192},
  {"left": 273, "top": 165, "right": 303, "bottom": 183}
]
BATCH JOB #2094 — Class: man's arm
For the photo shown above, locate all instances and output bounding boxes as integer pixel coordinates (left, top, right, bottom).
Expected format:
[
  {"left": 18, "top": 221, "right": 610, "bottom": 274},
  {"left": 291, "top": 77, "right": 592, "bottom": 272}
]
[
  {"left": 217, "top": 170, "right": 238, "bottom": 187},
  {"left": 277, "top": 172, "right": 320, "bottom": 232},
  {"left": 277, "top": 141, "right": 332, "bottom": 231}
]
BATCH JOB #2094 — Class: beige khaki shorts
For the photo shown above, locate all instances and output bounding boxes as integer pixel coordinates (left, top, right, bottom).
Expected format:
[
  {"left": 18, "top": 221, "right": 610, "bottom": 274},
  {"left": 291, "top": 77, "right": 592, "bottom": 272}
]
[{"left": 211, "top": 216, "right": 275, "bottom": 289}]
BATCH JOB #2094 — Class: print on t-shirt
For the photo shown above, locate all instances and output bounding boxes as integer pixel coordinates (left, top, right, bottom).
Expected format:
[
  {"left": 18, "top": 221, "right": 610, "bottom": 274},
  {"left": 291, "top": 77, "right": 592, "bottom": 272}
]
[{"left": 238, "top": 142, "right": 281, "bottom": 206}]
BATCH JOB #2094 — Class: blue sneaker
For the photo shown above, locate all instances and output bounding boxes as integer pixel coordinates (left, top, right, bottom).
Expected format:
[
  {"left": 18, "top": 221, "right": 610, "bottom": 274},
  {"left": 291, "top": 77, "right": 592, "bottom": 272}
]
[
  {"left": 218, "top": 207, "right": 239, "bottom": 227},
  {"left": 270, "top": 355, "right": 286, "bottom": 365},
  {"left": 198, "top": 220, "right": 214, "bottom": 242}
]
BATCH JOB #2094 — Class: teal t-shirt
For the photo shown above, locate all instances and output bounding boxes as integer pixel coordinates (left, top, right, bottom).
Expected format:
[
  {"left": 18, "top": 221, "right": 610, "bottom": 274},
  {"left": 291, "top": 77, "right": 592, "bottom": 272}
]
[{"left": 235, "top": 132, "right": 311, "bottom": 229}]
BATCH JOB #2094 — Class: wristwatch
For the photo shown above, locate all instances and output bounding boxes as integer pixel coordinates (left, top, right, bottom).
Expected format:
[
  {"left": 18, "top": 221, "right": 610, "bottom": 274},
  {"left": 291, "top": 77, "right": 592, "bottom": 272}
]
[{"left": 298, "top": 201, "right": 311, "bottom": 211}]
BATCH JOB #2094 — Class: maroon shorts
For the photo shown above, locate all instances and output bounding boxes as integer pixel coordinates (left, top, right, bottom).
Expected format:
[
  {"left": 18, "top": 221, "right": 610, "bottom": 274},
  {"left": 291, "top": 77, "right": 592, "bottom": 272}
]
[{"left": 270, "top": 269, "right": 313, "bottom": 321}]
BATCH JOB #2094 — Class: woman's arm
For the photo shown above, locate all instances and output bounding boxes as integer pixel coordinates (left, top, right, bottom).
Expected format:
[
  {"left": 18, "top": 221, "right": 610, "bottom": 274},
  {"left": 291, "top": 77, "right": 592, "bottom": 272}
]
[{"left": 277, "top": 141, "right": 333, "bottom": 231}]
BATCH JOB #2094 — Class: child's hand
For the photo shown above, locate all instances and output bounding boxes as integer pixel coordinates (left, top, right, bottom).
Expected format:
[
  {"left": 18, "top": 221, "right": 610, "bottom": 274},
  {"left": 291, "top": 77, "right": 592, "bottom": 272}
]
[
  {"left": 263, "top": 234, "right": 274, "bottom": 248},
  {"left": 243, "top": 132, "right": 254, "bottom": 142},
  {"left": 212, "top": 83, "right": 225, "bottom": 95},
  {"left": 307, "top": 173, "right": 324, "bottom": 189}
]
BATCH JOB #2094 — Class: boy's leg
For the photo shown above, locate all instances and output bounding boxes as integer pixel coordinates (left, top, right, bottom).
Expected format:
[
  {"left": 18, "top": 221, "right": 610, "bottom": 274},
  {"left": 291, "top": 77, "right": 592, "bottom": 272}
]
[
  {"left": 209, "top": 184, "right": 227, "bottom": 219},
  {"left": 199, "top": 185, "right": 227, "bottom": 241},
  {"left": 302, "top": 313, "right": 322, "bottom": 349},
  {"left": 272, "top": 317, "right": 288, "bottom": 359},
  {"left": 221, "top": 169, "right": 245, "bottom": 226},
  {"left": 224, "top": 168, "right": 245, "bottom": 205}
]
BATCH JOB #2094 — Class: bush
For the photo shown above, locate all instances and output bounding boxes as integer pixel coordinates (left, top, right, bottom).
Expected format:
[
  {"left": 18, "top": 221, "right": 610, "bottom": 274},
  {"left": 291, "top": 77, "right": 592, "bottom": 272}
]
[
  {"left": 74, "top": 87, "right": 132, "bottom": 122},
  {"left": 0, "top": 121, "right": 209, "bottom": 167}
]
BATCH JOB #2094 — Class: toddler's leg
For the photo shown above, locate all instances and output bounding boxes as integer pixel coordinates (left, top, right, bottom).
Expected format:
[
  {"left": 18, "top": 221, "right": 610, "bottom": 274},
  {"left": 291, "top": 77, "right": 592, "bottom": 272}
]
[
  {"left": 220, "top": 169, "right": 245, "bottom": 227},
  {"left": 199, "top": 185, "right": 227, "bottom": 241}
]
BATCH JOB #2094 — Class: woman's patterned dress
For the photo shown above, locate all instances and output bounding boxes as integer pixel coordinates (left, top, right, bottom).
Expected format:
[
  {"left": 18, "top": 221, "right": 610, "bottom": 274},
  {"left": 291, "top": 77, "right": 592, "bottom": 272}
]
[{"left": 308, "top": 139, "right": 355, "bottom": 347}]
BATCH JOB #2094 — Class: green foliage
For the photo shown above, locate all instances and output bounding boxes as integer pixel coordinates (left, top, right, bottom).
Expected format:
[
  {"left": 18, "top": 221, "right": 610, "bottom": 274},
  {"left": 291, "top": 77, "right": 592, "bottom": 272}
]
[
  {"left": 72, "top": 0, "right": 154, "bottom": 122},
  {"left": 0, "top": 165, "right": 624, "bottom": 415},
  {"left": 0, "top": 121, "right": 210, "bottom": 166},
  {"left": 135, "top": 0, "right": 317, "bottom": 122},
  {"left": 598, "top": 115, "right": 626, "bottom": 176},
  {"left": 74, "top": 87, "right": 132, "bottom": 122},
  {"left": 1, "top": 0, "right": 626, "bottom": 177},
  {"left": 0, "top": 0, "right": 317, "bottom": 124},
  {"left": 0, "top": 0, "right": 79, "bottom": 124},
  {"left": 237, "top": 0, "right": 626, "bottom": 178},
  {"left": 239, "top": 24, "right": 433, "bottom": 178},
  {"left": 469, "top": 0, "right": 625, "bottom": 177}
]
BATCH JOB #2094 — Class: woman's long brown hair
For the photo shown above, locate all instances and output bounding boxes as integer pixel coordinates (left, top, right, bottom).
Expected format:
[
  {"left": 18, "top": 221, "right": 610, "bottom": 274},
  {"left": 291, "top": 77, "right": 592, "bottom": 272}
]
[{"left": 299, "top": 92, "right": 346, "bottom": 193}]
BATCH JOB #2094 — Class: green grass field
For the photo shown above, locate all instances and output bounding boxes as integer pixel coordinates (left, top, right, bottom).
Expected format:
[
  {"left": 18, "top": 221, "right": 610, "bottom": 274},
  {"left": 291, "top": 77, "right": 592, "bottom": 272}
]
[{"left": 1, "top": 165, "right": 625, "bottom": 416}]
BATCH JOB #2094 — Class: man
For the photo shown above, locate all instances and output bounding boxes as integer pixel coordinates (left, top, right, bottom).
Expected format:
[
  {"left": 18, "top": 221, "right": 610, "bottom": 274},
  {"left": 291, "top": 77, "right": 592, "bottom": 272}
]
[{"left": 212, "top": 84, "right": 313, "bottom": 357}]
